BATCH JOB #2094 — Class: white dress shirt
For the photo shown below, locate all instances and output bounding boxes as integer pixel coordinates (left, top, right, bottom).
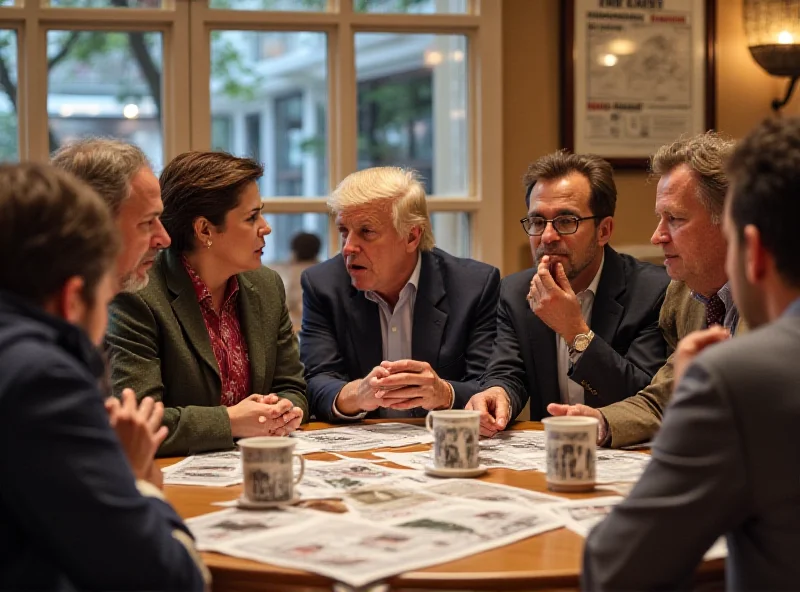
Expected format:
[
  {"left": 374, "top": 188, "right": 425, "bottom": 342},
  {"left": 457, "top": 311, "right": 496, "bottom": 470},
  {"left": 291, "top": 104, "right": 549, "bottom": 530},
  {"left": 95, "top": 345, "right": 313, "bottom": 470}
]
[
  {"left": 555, "top": 256, "right": 604, "bottom": 406},
  {"left": 332, "top": 254, "right": 453, "bottom": 419}
]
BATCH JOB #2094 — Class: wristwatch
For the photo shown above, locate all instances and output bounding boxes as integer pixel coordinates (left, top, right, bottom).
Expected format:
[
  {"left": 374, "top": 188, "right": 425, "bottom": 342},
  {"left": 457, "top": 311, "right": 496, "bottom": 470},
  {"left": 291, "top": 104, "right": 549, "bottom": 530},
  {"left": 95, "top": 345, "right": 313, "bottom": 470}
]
[{"left": 569, "top": 330, "right": 594, "bottom": 355}]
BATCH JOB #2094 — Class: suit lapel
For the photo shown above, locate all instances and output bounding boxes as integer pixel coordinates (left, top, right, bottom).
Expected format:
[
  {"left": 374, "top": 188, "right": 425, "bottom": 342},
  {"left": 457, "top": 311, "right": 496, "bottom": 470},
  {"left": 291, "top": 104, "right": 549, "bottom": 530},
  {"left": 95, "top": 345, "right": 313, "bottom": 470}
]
[
  {"left": 411, "top": 251, "right": 447, "bottom": 368},
  {"left": 529, "top": 311, "right": 560, "bottom": 418},
  {"left": 590, "top": 245, "right": 624, "bottom": 345},
  {"left": 164, "top": 250, "right": 220, "bottom": 380},
  {"left": 239, "top": 274, "right": 267, "bottom": 393},
  {"left": 346, "top": 289, "right": 383, "bottom": 376}
]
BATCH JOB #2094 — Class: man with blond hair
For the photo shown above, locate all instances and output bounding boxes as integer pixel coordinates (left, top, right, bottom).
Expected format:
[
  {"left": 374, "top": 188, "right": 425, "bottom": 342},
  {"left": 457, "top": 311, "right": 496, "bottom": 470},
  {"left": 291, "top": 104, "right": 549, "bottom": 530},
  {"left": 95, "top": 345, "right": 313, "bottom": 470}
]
[
  {"left": 301, "top": 167, "right": 500, "bottom": 421},
  {"left": 548, "top": 132, "right": 741, "bottom": 448},
  {"left": 52, "top": 138, "right": 171, "bottom": 292}
]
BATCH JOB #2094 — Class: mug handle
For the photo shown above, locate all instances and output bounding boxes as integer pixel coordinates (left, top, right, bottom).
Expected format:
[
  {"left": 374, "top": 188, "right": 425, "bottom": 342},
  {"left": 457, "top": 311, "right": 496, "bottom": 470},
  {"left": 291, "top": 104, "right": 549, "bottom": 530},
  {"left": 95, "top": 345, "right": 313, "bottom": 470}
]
[
  {"left": 425, "top": 413, "right": 434, "bottom": 433},
  {"left": 292, "top": 453, "right": 305, "bottom": 485}
]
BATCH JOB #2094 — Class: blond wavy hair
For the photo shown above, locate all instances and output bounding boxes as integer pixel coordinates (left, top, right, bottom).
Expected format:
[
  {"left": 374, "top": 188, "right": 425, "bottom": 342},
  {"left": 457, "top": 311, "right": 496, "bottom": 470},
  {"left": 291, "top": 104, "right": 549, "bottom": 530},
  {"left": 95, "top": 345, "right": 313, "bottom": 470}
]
[
  {"left": 651, "top": 131, "right": 736, "bottom": 224},
  {"left": 328, "top": 167, "right": 435, "bottom": 251}
]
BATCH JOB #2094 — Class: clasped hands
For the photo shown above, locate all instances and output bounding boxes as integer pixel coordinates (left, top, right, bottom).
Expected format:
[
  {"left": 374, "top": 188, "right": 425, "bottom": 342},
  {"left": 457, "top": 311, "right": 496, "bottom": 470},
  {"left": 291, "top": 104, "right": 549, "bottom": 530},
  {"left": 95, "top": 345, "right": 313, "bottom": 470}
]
[
  {"left": 226, "top": 393, "right": 304, "bottom": 438},
  {"left": 527, "top": 255, "right": 589, "bottom": 343},
  {"left": 341, "top": 360, "right": 452, "bottom": 414},
  {"left": 106, "top": 389, "right": 304, "bottom": 489}
]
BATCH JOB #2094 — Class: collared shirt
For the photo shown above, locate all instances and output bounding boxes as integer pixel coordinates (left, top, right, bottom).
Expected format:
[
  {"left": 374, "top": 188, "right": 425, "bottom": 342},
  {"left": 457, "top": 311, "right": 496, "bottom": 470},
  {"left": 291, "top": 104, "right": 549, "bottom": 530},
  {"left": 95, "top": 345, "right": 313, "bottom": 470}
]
[
  {"left": 332, "top": 253, "right": 454, "bottom": 419},
  {"left": 362, "top": 254, "right": 422, "bottom": 418},
  {"left": 364, "top": 253, "right": 423, "bottom": 363},
  {"left": 556, "top": 256, "right": 605, "bottom": 406},
  {"left": 692, "top": 282, "right": 740, "bottom": 335},
  {"left": 181, "top": 256, "right": 251, "bottom": 406}
]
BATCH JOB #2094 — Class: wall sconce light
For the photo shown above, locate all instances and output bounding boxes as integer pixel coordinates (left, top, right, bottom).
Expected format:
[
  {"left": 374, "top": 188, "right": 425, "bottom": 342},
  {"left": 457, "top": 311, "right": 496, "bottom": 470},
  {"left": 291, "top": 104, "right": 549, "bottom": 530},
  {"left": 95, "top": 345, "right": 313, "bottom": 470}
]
[{"left": 744, "top": 0, "right": 800, "bottom": 111}]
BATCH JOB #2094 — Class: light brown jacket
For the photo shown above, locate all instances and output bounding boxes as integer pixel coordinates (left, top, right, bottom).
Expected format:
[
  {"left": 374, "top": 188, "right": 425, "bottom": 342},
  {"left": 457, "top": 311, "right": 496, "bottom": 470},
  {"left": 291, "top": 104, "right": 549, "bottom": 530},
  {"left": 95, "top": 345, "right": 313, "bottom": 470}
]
[{"left": 601, "top": 280, "right": 745, "bottom": 447}]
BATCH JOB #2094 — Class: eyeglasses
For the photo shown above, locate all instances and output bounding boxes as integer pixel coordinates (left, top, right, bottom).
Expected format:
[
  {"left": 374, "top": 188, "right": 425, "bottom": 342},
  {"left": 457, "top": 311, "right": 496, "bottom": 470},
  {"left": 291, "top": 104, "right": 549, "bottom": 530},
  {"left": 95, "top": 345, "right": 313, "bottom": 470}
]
[{"left": 520, "top": 215, "right": 603, "bottom": 236}]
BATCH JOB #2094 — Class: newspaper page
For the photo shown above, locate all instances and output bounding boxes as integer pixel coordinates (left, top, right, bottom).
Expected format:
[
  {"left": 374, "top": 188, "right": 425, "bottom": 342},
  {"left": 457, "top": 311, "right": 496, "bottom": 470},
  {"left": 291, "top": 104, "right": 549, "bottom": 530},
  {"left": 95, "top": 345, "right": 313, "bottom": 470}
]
[
  {"left": 301, "top": 459, "right": 415, "bottom": 495},
  {"left": 291, "top": 422, "right": 433, "bottom": 453},
  {"left": 342, "top": 485, "right": 444, "bottom": 521},
  {"left": 185, "top": 507, "right": 321, "bottom": 551},
  {"left": 374, "top": 449, "right": 528, "bottom": 471},
  {"left": 595, "top": 449, "right": 651, "bottom": 483},
  {"left": 212, "top": 504, "right": 564, "bottom": 588},
  {"left": 421, "top": 479, "right": 564, "bottom": 508},
  {"left": 163, "top": 450, "right": 242, "bottom": 487},
  {"left": 550, "top": 497, "right": 728, "bottom": 561},
  {"left": 549, "top": 496, "right": 624, "bottom": 537},
  {"left": 573, "top": 0, "right": 706, "bottom": 157}
]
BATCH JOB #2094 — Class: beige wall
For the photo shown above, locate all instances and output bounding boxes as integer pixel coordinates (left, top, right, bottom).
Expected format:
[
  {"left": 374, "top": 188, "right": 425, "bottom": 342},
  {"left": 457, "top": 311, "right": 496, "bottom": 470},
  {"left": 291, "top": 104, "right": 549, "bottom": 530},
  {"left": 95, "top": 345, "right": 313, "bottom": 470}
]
[{"left": 500, "top": 0, "right": 800, "bottom": 275}]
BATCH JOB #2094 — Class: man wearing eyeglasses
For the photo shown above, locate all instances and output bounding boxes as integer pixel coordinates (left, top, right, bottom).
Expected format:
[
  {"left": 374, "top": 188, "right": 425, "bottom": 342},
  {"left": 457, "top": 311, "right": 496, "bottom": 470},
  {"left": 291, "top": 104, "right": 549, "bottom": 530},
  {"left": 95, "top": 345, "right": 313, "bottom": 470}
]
[{"left": 467, "top": 150, "right": 670, "bottom": 433}]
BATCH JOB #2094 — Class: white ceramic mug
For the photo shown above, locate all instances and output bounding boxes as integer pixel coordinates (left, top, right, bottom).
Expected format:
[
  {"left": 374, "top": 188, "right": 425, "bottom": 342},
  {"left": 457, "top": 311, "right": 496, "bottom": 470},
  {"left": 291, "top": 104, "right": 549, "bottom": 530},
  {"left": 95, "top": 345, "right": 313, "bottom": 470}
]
[
  {"left": 238, "top": 437, "right": 305, "bottom": 503},
  {"left": 425, "top": 409, "right": 480, "bottom": 470},
  {"left": 542, "top": 416, "right": 598, "bottom": 492}
]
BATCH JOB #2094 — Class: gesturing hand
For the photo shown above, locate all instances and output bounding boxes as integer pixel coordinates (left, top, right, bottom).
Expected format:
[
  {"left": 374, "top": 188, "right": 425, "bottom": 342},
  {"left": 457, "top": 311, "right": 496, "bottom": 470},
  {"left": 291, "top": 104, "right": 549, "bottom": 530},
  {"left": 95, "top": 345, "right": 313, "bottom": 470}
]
[
  {"left": 465, "top": 387, "right": 511, "bottom": 437},
  {"left": 547, "top": 403, "right": 608, "bottom": 445},
  {"left": 105, "top": 388, "right": 168, "bottom": 485},
  {"left": 673, "top": 326, "right": 730, "bottom": 387},
  {"left": 527, "top": 255, "right": 589, "bottom": 342}
]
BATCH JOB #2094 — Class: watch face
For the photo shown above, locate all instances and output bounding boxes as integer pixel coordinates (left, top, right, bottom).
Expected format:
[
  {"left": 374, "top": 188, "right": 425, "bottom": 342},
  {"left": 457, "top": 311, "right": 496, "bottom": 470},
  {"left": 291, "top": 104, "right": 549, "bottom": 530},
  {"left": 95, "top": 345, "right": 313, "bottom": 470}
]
[{"left": 574, "top": 334, "right": 591, "bottom": 352}]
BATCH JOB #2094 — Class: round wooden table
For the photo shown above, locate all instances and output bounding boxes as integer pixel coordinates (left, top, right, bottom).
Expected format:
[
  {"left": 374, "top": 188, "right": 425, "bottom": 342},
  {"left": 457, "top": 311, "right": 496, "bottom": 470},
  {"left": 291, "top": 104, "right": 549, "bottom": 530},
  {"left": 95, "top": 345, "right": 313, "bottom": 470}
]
[{"left": 159, "top": 420, "right": 724, "bottom": 591}]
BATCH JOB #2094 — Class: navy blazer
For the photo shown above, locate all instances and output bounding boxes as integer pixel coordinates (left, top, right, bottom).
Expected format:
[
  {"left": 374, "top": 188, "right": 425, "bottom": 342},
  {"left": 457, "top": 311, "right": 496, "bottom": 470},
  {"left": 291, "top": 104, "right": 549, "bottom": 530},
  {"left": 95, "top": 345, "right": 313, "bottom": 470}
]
[
  {"left": 0, "top": 292, "right": 206, "bottom": 591},
  {"left": 481, "top": 245, "right": 670, "bottom": 421},
  {"left": 300, "top": 248, "right": 500, "bottom": 422}
]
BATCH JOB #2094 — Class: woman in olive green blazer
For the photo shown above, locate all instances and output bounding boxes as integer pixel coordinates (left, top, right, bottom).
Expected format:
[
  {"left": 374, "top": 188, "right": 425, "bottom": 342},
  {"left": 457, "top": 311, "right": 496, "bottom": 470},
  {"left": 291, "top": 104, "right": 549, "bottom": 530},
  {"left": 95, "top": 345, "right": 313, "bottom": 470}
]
[{"left": 107, "top": 152, "right": 307, "bottom": 456}]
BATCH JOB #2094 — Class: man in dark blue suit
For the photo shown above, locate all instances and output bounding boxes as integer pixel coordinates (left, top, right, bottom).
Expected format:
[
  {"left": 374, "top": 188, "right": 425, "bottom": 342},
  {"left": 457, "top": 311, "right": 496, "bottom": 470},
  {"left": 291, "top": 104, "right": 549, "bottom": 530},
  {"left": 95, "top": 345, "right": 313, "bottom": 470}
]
[
  {"left": 301, "top": 167, "right": 500, "bottom": 422},
  {"left": 468, "top": 151, "right": 670, "bottom": 435},
  {"left": 0, "top": 163, "right": 207, "bottom": 591}
]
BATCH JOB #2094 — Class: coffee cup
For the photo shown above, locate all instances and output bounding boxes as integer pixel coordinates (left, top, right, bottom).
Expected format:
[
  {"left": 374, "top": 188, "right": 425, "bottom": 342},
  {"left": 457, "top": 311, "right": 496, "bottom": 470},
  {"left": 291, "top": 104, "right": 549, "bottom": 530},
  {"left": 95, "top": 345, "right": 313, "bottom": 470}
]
[
  {"left": 425, "top": 409, "right": 480, "bottom": 470},
  {"left": 238, "top": 437, "right": 305, "bottom": 503},
  {"left": 542, "top": 416, "right": 598, "bottom": 492}
]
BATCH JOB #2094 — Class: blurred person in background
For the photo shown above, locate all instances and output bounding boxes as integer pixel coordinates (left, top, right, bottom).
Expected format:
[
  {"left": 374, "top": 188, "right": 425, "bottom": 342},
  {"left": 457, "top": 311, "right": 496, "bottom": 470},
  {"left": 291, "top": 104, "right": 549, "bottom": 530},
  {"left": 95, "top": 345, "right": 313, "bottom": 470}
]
[{"left": 272, "top": 231, "right": 322, "bottom": 332}]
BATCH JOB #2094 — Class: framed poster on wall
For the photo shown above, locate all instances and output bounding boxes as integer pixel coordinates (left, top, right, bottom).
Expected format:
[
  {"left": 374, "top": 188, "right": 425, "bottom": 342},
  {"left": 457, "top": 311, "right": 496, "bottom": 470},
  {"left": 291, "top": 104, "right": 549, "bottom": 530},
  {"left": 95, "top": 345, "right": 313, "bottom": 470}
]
[{"left": 562, "top": 0, "right": 716, "bottom": 168}]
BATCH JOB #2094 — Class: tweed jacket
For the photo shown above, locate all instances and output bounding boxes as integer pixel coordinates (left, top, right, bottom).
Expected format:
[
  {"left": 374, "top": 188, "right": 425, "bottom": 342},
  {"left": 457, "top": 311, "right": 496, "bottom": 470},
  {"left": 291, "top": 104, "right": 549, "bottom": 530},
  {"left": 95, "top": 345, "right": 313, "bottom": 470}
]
[
  {"left": 107, "top": 249, "right": 307, "bottom": 456},
  {"left": 602, "top": 280, "right": 745, "bottom": 447}
]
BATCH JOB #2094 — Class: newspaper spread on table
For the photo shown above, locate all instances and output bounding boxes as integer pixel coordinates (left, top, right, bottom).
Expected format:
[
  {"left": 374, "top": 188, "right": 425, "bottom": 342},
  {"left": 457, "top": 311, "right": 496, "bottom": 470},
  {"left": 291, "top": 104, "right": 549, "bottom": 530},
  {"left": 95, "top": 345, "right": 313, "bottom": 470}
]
[
  {"left": 174, "top": 425, "right": 724, "bottom": 586},
  {"left": 165, "top": 428, "right": 652, "bottom": 487},
  {"left": 549, "top": 496, "right": 728, "bottom": 561},
  {"left": 291, "top": 422, "right": 434, "bottom": 453},
  {"left": 163, "top": 450, "right": 242, "bottom": 487},
  {"left": 376, "top": 432, "right": 651, "bottom": 484},
  {"left": 188, "top": 502, "right": 564, "bottom": 588}
]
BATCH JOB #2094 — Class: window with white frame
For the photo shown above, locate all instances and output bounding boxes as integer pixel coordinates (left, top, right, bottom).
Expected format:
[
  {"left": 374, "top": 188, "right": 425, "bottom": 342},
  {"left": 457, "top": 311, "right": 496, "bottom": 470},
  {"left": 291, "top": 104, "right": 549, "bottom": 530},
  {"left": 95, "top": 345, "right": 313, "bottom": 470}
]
[{"left": 0, "top": 0, "right": 502, "bottom": 271}]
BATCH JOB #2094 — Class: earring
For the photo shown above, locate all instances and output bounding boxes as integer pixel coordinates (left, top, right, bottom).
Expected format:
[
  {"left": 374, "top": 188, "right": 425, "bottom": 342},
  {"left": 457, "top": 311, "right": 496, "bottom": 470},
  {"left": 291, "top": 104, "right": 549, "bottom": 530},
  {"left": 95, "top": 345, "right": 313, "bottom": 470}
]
[{"left": 205, "top": 240, "right": 212, "bottom": 249}]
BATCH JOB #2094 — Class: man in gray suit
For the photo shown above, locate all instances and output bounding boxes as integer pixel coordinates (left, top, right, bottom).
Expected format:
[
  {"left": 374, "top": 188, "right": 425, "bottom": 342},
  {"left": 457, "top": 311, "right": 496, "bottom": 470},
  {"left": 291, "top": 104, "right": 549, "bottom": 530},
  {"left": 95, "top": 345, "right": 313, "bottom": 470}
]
[{"left": 583, "top": 117, "right": 800, "bottom": 589}]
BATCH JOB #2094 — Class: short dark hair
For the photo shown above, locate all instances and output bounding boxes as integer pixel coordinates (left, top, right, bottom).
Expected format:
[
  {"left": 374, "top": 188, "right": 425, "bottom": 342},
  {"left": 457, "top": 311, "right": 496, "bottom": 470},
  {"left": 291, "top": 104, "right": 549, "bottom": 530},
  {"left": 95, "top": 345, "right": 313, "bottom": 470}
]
[
  {"left": 727, "top": 117, "right": 800, "bottom": 287},
  {"left": 523, "top": 150, "right": 617, "bottom": 219},
  {"left": 291, "top": 232, "right": 321, "bottom": 262},
  {"left": 0, "top": 163, "right": 119, "bottom": 306},
  {"left": 159, "top": 151, "right": 264, "bottom": 254}
]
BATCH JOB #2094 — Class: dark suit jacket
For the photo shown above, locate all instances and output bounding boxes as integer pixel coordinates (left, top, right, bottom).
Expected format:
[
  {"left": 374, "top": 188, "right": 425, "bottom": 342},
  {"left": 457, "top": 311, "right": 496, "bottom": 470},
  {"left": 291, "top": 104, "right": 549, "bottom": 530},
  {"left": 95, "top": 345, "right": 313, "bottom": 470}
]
[
  {"left": 107, "top": 249, "right": 307, "bottom": 456},
  {"left": 0, "top": 292, "right": 206, "bottom": 591},
  {"left": 583, "top": 299, "right": 800, "bottom": 590},
  {"left": 481, "top": 245, "right": 670, "bottom": 421},
  {"left": 300, "top": 248, "right": 500, "bottom": 422}
]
